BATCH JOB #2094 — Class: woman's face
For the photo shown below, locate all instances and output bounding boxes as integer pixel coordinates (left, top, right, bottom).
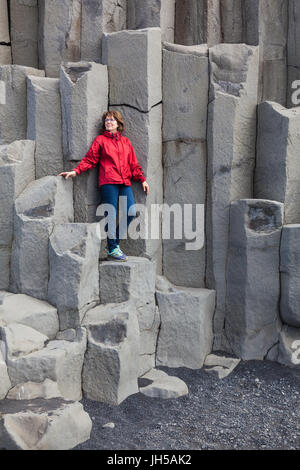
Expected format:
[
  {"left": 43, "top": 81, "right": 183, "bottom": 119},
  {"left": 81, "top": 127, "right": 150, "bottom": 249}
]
[{"left": 104, "top": 114, "right": 118, "bottom": 133}]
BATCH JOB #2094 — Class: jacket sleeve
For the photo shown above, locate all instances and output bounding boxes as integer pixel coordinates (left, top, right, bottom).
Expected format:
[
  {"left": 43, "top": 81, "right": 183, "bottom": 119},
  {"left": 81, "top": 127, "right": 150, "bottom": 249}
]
[
  {"left": 129, "top": 141, "right": 146, "bottom": 183},
  {"left": 72, "top": 137, "right": 101, "bottom": 175}
]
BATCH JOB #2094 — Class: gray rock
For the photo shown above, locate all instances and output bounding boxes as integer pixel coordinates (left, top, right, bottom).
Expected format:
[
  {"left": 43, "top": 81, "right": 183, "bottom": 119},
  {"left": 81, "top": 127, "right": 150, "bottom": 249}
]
[
  {"left": 0, "top": 0, "right": 10, "bottom": 43},
  {"left": 27, "top": 76, "right": 64, "bottom": 179},
  {"left": 163, "top": 42, "right": 208, "bottom": 57},
  {"left": 10, "top": 176, "right": 73, "bottom": 300},
  {"left": 60, "top": 61, "right": 108, "bottom": 161},
  {"left": 0, "top": 293, "right": 59, "bottom": 339},
  {"left": 81, "top": 0, "right": 127, "bottom": 62},
  {"left": 38, "top": 0, "right": 81, "bottom": 77},
  {"left": 162, "top": 48, "right": 208, "bottom": 141},
  {"left": 0, "top": 398, "right": 92, "bottom": 450},
  {"left": 56, "top": 329, "right": 77, "bottom": 342},
  {"left": 102, "top": 422, "right": 115, "bottom": 429},
  {"left": 139, "top": 368, "right": 188, "bottom": 399},
  {"left": 0, "top": 323, "right": 48, "bottom": 360},
  {"left": 102, "top": 28, "right": 162, "bottom": 113},
  {"left": 155, "top": 274, "right": 176, "bottom": 293},
  {"left": 285, "top": 0, "right": 298, "bottom": 107},
  {"left": 206, "top": 44, "right": 259, "bottom": 350},
  {"left": 225, "top": 199, "right": 284, "bottom": 360},
  {"left": 99, "top": 256, "right": 156, "bottom": 304},
  {"left": 139, "top": 354, "right": 156, "bottom": 377},
  {"left": 0, "top": 140, "right": 35, "bottom": 289},
  {"left": 203, "top": 354, "right": 240, "bottom": 379},
  {"left": 108, "top": 105, "right": 163, "bottom": 267},
  {"left": 0, "top": 349, "right": 11, "bottom": 400},
  {"left": 277, "top": 325, "right": 300, "bottom": 369},
  {"left": 0, "top": 45, "right": 11, "bottom": 64},
  {"left": 82, "top": 303, "right": 140, "bottom": 404},
  {"left": 156, "top": 286, "right": 216, "bottom": 369},
  {"left": 175, "top": 0, "right": 221, "bottom": 47},
  {"left": 255, "top": 102, "right": 300, "bottom": 224},
  {"left": 128, "top": 0, "right": 175, "bottom": 42},
  {"left": 280, "top": 225, "right": 300, "bottom": 328},
  {"left": 7, "top": 327, "right": 87, "bottom": 401},
  {"left": 7, "top": 379, "right": 61, "bottom": 400},
  {"left": 0, "top": 65, "right": 44, "bottom": 144},
  {"left": 220, "top": 0, "right": 243, "bottom": 43},
  {"left": 243, "top": 0, "right": 288, "bottom": 105},
  {"left": 48, "top": 223, "right": 101, "bottom": 330},
  {"left": 10, "top": 0, "right": 38, "bottom": 68},
  {"left": 72, "top": 166, "right": 101, "bottom": 223},
  {"left": 162, "top": 139, "right": 206, "bottom": 287}
]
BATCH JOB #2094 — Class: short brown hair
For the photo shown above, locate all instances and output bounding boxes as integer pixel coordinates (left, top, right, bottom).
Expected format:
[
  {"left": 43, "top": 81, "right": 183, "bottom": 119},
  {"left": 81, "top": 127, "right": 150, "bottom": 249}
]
[{"left": 101, "top": 110, "right": 125, "bottom": 133}]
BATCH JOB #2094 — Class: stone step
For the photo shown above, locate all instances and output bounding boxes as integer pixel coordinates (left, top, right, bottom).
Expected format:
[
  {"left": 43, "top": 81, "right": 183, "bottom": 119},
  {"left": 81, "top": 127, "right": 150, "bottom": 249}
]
[{"left": 0, "top": 398, "right": 92, "bottom": 450}]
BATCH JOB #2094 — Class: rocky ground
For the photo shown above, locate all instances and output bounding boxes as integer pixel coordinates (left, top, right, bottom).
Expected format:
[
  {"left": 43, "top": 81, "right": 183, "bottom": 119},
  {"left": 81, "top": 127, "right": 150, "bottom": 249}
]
[{"left": 75, "top": 359, "right": 300, "bottom": 451}]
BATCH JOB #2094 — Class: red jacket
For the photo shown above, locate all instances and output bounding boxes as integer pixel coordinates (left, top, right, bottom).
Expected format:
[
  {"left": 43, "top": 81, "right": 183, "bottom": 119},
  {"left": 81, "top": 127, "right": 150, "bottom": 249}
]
[{"left": 72, "top": 131, "right": 146, "bottom": 187}]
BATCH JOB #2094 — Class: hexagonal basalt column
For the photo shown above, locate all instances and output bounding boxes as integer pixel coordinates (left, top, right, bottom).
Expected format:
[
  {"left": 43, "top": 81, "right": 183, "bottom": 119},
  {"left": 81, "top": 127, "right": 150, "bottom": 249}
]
[
  {"left": 10, "top": 176, "right": 73, "bottom": 300},
  {"left": 0, "top": 141, "right": 35, "bottom": 290},
  {"left": 225, "top": 199, "right": 284, "bottom": 360},
  {"left": 48, "top": 223, "right": 101, "bottom": 330}
]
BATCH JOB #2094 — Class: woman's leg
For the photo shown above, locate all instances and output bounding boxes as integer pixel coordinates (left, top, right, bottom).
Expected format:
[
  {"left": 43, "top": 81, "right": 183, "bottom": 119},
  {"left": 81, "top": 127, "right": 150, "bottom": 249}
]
[
  {"left": 116, "top": 185, "right": 136, "bottom": 245},
  {"left": 100, "top": 184, "right": 120, "bottom": 252}
]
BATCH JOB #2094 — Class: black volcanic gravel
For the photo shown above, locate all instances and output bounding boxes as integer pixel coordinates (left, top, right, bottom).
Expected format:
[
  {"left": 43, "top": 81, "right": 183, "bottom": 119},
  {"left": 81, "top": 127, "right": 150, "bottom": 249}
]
[{"left": 75, "top": 359, "right": 300, "bottom": 450}]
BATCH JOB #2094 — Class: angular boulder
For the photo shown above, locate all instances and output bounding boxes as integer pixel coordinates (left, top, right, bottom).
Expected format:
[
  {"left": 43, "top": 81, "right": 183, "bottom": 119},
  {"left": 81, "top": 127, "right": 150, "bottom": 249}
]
[
  {"left": 139, "top": 368, "right": 188, "bottom": 399},
  {"left": 225, "top": 199, "right": 284, "bottom": 359},
  {"left": 0, "top": 399, "right": 92, "bottom": 450},
  {"left": 82, "top": 302, "right": 140, "bottom": 404},
  {"left": 277, "top": 325, "right": 300, "bottom": 369},
  {"left": 48, "top": 223, "right": 101, "bottom": 330},
  {"left": 0, "top": 349, "right": 11, "bottom": 400},
  {"left": 156, "top": 285, "right": 216, "bottom": 369}
]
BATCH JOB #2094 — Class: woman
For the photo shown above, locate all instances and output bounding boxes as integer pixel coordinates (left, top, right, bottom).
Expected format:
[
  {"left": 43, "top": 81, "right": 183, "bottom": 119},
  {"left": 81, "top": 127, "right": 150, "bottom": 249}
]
[{"left": 59, "top": 110, "right": 149, "bottom": 261}]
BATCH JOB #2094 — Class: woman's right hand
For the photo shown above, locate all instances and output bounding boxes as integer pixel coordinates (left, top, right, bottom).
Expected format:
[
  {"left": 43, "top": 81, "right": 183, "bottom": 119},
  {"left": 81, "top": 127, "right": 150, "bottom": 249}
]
[{"left": 58, "top": 171, "right": 77, "bottom": 179}]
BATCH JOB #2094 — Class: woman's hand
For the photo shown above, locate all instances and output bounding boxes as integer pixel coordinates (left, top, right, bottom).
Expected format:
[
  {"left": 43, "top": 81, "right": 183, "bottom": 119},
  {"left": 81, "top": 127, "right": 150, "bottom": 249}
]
[
  {"left": 142, "top": 181, "right": 149, "bottom": 195},
  {"left": 59, "top": 171, "right": 77, "bottom": 179}
]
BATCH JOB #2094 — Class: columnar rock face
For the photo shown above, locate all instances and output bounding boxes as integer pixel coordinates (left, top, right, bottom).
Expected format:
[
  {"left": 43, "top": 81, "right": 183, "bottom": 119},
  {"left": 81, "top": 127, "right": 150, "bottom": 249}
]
[
  {"left": 162, "top": 44, "right": 208, "bottom": 287},
  {"left": 0, "top": 141, "right": 35, "bottom": 290},
  {"left": 0, "top": 399, "right": 92, "bottom": 450},
  {"left": 99, "top": 257, "right": 158, "bottom": 375},
  {"left": 280, "top": 225, "right": 300, "bottom": 328},
  {"left": 127, "top": 0, "right": 175, "bottom": 42},
  {"left": 206, "top": 44, "right": 259, "bottom": 350},
  {"left": 10, "top": 0, "right": 39, "bottom": 68},
  {"left": 72, "top": 168, "right": 101, "bottom": 223},
  {"left": 225, "top": 199, "right": 284, "bottom": 360},
  {"left": 220, "top": 0, "right": 243, "bottom": 43},
  {"left": 0, "top": 65, "right": 45, "bottom": 144},
  {"left": 103, "top": 28, "right": 163, "bottom": 266},
  {"left": 60, "top": 61, "right": 108, "bottom": 161},
  {"left": 0, "top": 0, "right": 10, "bottom": 44},
  {"left": 245, "top": 0, "right": 288, "bottom": 106},
  {"left": 0, "top": 293, "right": 59, "bottom": 340},
  {"left": 156, "top": 285, "right": 216, "bottom": 369},
  {"left": 10, "top": 176, "right": 74, "bottom": 300},
  {"left": 0, "top": 46, "right": 11, "bottom": 65},
  {"left": 7, "top": 327, "right": 87, "bottom": 401},
  {"left": 82, "top": 303, "right": 140, "bottom": 404},
  {"left": 287, "top": 0, "right": 300, "bottom": 107},
  {"left": 175, "top": 0, "right": 221, "bottom": 47},
  {"left": 255, "top": 102, "right": 300, "bottom": 224},
  {"left": 27, "top": 76, "right": 64, "bottom": 179},
  {"left": 81, "top": 0, "right": 127, "bottom": 62},
  {"left": 38, "top": 0, "right": 82, "bottom": 77},
  {"left": 103, "top": 28, "right": 162, "bottom": 113},
  {"left": 48, "top": 223, "right": 101, "bottom": 330}
]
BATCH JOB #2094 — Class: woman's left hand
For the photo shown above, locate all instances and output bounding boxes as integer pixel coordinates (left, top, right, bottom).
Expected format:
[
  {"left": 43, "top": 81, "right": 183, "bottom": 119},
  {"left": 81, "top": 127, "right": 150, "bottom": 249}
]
[{"left": 142, "top": 181, "right": 150, "bottom": 195}]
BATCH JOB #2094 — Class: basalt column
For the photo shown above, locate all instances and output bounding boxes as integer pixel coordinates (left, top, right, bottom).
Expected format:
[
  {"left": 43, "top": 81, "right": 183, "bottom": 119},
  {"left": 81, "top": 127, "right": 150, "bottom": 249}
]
[
  {"left": 102, "top": 28, "right": 163, "bottom": 271},
  {"left": 162, "top": 43, "right": 208, "bottom": 287},
  {"left": 206, "top": 44, "right": 259, "bottom": 351}
]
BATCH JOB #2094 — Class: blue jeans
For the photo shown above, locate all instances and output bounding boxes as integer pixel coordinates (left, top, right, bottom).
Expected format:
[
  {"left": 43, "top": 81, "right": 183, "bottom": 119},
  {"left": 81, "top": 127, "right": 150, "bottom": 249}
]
[{"left": 100, "top": 184, "right": 136, "bottom": 252}]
